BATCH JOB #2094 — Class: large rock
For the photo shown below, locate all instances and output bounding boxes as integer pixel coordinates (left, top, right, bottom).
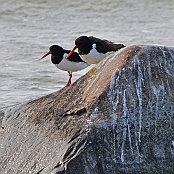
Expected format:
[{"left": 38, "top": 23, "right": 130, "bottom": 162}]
[{"left": 0, "top": 45, "right": 174, "bottom": 174}]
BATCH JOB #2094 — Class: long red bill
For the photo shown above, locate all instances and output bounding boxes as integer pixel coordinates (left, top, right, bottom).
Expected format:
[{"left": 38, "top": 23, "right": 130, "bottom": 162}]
[
  {"left": 66, "top": 46, "right": 77, "bottom": 59},
  {"left": 40, "top": 51, "right": 51, "bottom": 59}
]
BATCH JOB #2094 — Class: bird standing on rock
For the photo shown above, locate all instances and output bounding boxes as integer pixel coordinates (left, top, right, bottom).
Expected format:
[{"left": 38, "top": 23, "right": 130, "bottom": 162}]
[
  {"left": 66, "top": 36, "right": 126, "bottom": 64},
  {"left": 41, "top": 45, "right": 90, "bottom": 87}
]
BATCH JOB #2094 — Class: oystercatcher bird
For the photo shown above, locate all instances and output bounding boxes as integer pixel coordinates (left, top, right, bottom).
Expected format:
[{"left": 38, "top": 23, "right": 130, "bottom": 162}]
[
  {"left": 41, "top": 45, "right": 90, "bottom": 87},
  {"left": 66, "top": 36, "right": 126, "bottom": 64}
]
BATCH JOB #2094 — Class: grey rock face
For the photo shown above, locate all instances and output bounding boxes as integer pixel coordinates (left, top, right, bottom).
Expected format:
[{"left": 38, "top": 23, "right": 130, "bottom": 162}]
[{"left": 0, "top": 46, "right": 174, "bottom": 174}]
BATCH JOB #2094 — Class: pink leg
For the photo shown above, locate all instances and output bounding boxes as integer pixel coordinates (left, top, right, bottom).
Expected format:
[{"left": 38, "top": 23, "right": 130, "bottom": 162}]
[{"left": 64, "top": 71, "right": 72, "bottom": 87}]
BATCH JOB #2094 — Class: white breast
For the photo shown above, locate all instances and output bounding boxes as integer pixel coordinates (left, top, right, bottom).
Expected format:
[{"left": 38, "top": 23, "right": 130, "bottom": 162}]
[
  {"left": 55, "top": 53, "right": 89, "bottom": 73},
  {"left": 80, "top": 44, "right": 113, "bottom": 64}
]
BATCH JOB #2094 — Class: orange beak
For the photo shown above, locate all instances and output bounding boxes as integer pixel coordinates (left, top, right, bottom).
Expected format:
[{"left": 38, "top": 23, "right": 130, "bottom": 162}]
[
  {"left": 40, "top": 51, "right": 51, "bottom": 59},
  {"left": 66, "top": 46, "right": 77, "bottom": 59}
]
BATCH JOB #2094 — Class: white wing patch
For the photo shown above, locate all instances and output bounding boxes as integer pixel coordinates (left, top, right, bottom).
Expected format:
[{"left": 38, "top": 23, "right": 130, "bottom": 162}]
[
  {"left": 55, "top": 53, "right": 89, "bottom": 73},
  {"left": 80, "top": 44, "right": 113, "bottom": 64}
]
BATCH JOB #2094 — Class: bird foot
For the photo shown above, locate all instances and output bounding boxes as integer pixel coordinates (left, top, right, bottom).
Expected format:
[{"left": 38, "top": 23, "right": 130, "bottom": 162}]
[
  {"left": 64, "top": 82, "right": 71, "bottom": 88},
  {"left": 64, "top": 72, "right": 72, "bottom": 88}
]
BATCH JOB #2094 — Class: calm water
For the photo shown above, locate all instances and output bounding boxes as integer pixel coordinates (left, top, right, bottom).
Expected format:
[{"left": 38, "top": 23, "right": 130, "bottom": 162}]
[{"left": 0, "top": 0, "right": 174, "bottom": 109}]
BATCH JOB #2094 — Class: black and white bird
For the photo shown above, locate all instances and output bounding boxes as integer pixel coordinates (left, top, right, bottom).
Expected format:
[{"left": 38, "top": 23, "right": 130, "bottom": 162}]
[
  {"left": 66, "top": 36, "right": 126, "bottom": 64},
  {"left": 41, "top": 45, "right": 90, "bottom": 87}
]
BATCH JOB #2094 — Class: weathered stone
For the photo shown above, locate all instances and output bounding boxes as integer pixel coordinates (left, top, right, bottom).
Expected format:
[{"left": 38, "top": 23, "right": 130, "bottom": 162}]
[{"left": 0, "top": 45, "right": 174, "bottom": 174}]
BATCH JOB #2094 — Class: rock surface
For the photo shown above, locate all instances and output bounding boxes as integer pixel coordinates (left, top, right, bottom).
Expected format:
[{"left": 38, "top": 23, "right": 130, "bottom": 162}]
[{"left": 0, "top": 45, "right": 174, "bottom": 174}]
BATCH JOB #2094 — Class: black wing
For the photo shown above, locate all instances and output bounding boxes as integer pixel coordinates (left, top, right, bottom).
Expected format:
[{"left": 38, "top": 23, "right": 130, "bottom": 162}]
[
  {"left": 64, "top": 50, "right": 87, "bottom": 63},
  {"left": 89, "top": 36, "right": 125, "bottom": 54}
]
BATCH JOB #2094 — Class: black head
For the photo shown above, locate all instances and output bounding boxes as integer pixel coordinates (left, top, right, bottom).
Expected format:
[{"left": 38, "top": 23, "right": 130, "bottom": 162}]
[
  {"left": 41, "top": 45, "right": 64, "bottom": 64},
  {"left": 75, "top": 36, "right": 92, "bottom": 55},
  {"left": 75, "top": 36, "right": 90, "bottom": 47},
  {"left": 49, "top": 45, "right": 63, "bottom": 56},
  {"left": 48, "top": 45, "right": 64, "bottom": 64}
]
